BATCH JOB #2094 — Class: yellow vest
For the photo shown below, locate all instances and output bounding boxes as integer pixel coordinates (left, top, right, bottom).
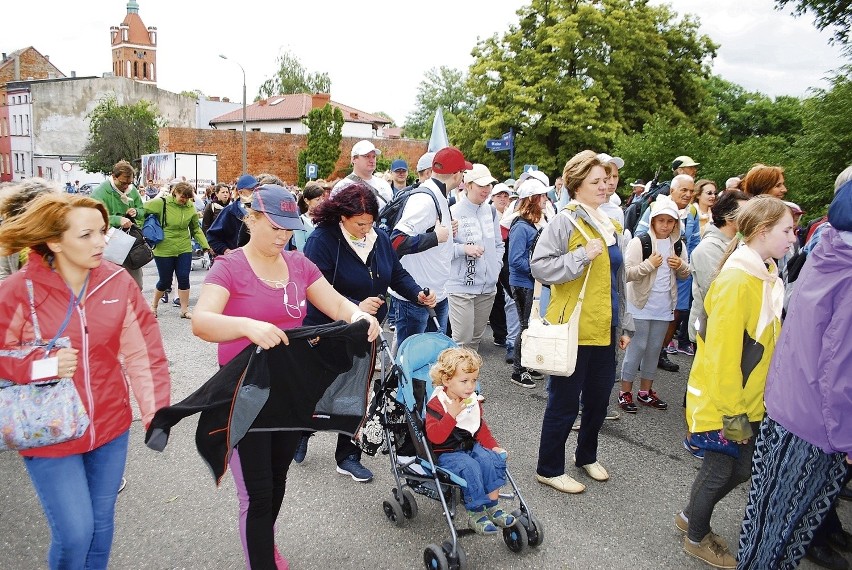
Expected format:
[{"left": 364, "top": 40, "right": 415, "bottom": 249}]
[{"left": 544, "top": 209, "right": 614, "bottom": 346}]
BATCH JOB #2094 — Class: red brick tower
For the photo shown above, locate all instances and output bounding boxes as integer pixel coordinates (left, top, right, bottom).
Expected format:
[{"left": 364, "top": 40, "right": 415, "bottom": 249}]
[{"left": 110, "top": 1, "right": 157, "bottom": 85}]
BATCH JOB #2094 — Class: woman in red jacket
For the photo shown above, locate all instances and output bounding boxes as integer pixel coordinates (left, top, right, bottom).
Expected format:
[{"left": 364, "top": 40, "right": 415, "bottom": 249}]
[{"left": 0, "top": 193, "right": 171, "bottom": 570}]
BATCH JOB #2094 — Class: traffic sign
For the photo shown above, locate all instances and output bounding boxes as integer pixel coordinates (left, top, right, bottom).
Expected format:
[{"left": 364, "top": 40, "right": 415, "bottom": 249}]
[
  {"left": 306, "top": 163, "right": 318, "bottom": 180},
  {"left": 523, "top": 165, "right": 538, "bottom": 172}
]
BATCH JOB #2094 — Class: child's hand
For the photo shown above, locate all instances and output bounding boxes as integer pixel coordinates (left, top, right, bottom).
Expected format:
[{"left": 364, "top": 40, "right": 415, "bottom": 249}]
[
  {"left": 492, "top": 446, "right": 507, "bottom": 459},
  {"left": 648, "top": 253, "right": 663, "bottom": 268},
  {"left": 667, "top": 256, "right": 682, "bottom": 269},
  {"left": 446, "top": 397, "right": 465, "bottom": 418}
]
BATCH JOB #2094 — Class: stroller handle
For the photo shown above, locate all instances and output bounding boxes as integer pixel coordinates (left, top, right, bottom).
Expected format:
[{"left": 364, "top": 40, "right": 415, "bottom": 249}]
[{"left": 422, "top": 288, "right": 440, "bottom": 330}]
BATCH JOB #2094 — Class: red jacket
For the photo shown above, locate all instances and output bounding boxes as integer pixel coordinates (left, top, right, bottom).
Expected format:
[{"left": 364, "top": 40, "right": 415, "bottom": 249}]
[
  {"left": 425, "top": 396, "right": 498, "bottom": 455},
  {"left": 0, "top": 254, "right": 170, "bottom": 457}
]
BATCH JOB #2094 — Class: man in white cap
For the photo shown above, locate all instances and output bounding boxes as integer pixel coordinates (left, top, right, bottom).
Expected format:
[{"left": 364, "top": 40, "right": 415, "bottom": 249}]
[
  {"left": 415, "top": 152, "right": 435, "bottom": 184},
  {"left": 332, "top": 140, "right": 393, "bottom": 207},
  {"left": 447, "top": 164, "right": 505, "bottom": 352}
]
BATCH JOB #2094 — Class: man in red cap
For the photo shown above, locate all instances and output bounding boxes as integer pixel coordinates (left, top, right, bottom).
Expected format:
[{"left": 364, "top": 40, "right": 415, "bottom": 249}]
[{"left": 390, "top": 147, "right": 472, "bottom": 350}]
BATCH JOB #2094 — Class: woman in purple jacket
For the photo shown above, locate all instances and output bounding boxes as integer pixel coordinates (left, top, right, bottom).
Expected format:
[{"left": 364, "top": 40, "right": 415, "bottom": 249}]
[{"left": 737, "top": 180, "right": 852, "bottom": 569}]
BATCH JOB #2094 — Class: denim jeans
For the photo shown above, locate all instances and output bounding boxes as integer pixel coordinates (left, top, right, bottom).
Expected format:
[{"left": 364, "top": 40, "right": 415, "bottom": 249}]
[
  {"left": 504, "top": 293, "right": 520, "bottom": 350},
  {"left": 436, "top": 443, "right": 507, "bottom": 511},
  {"left": 154, "top": 252, "right": 192, "bottom": 292},
  {"left": 511, "top": 286, "right": 534, "bottom": 375},
  {"left": 23, "top": 430, "right": 130, "bottom": 570},
  {"left": 394, "top": 297, "right": 449, "bottom": 351}
]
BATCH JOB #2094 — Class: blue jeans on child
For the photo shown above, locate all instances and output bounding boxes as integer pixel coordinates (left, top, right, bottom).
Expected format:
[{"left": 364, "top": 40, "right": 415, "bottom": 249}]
[
  {"left": 437, "top": 443, "right": 507, "bottom": 511},
  {"left": 23, "top": 430, "right": 130, "bottom": 570}
]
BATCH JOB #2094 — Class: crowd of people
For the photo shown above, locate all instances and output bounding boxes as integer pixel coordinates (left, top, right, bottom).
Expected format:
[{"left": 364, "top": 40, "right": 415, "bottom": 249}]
[{"left": 0, "top": 139, "right": 849, "bottom": 570}]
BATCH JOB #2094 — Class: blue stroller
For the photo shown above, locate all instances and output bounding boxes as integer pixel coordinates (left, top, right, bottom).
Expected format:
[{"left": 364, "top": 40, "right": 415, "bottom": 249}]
[{"left": 375, "top": 331, "right": 543, "bottom": 569}]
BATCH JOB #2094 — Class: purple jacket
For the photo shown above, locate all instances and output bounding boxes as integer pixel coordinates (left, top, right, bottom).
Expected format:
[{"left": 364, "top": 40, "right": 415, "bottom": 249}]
[{"left": 765, "top": 227, "right": 852, "bottom": 456}]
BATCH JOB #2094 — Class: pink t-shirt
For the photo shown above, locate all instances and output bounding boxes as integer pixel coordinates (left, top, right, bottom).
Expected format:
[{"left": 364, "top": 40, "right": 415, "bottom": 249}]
[{"left": 205, "top": 248, "right": 323, "bottom": 365}]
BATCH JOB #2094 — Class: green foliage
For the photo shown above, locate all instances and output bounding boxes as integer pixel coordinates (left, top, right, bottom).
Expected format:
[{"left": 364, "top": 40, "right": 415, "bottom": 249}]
[
  {"left": 785, "top": 72, "right": 852, "bottom": 214},
  {"left": 403, "top": 67, "right": 474, "bottom": 140},
  {"left": 776, "top": 0, "right": 852, "bottom": 47},
  {"left": 179, "top": 89, "right": 204, "bottom": 100},
  {"left": 297, "top": 104, "right": 344, "bottom": 186},
  {"left": 451, "top": 0, "right": 717, "bottom": 182},
  {"left": 81, "top": 96, "right": 162, "bottom": 175},
  {"left": 258, "top": 51, "right": 331, "bottom": 98}
]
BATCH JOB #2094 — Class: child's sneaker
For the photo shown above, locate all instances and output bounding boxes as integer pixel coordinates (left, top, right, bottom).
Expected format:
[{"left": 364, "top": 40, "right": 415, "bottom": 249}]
[
  {"left": 618, "top": 391, "right": 638, "bottom": 413},
  {"left": 665, "top": 340, "right": 678, "bottom": 354},
  {"left": 637, "top": 390, "right": 668, "bottom": 410},
  {"left": 486, "top": 505, "right": 515, "bottom": 528},
  {"left": 468, "top": 509, "right": 499, "bottom": 535},
  {"left": 677, "top": 342, "right": 695, "bottom": 356}
]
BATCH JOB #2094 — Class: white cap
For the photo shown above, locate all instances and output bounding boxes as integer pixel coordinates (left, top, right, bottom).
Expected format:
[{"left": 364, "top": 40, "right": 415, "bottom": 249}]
[
  {"left": 463, "top": 163, "right": 497, "bottom": 186},
  {"left": 650, "top": 194, "right": 679, "bottom": 220},
  {"left": 597, "top": 153, "right": 625, "bottom": 169},
  {"left": 516, "top": 169, "right": 549, "bottom": 188},
  {"left": 490, "top": 183, "right": 512, "bottom": 197},
  {"left": 517, "top": 179, "right": 550, "bottom": 199},
  {"left": 351, "top": 140, "right": 381, "bottom": 158},
  {"left": 416, "top": 152, "right": 435, "bottom": 172}
]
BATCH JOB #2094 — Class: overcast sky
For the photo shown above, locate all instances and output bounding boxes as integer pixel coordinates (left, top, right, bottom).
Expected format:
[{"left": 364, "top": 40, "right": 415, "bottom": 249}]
[{"left": 5, "top": 1, "right": 847, "bottom": 125}]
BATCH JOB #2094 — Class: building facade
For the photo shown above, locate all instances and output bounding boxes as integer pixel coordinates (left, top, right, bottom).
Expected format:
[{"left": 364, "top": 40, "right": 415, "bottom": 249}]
[{"left": 110, "top": 0, "right": 157, "bottom": 85}]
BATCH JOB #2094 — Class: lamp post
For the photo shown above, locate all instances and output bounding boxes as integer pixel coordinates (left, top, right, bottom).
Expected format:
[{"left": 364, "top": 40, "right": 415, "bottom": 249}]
[{"left": 219, "top": 54, "right": 247, "bottom": 175}]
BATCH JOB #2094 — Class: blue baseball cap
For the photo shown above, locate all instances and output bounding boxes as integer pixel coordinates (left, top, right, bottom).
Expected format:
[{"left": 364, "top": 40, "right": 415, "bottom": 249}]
[
  {"left": 391, "top": 159, "right": 408, "bottom": 172},
  {"left": 236, "top": 174, "right": 259, "bottom": 190},
  {"left": 251, "top": 185, "right": 304, "bottom": 230}
]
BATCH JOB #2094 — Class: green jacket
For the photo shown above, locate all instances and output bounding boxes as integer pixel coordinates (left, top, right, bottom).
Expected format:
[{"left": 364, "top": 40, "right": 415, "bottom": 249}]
[
  {"left": 143, "top": 196, "right": 210, "bottom": 257},
  {"left": 90, "top": 180, "right": 144, "bottom": 228}
]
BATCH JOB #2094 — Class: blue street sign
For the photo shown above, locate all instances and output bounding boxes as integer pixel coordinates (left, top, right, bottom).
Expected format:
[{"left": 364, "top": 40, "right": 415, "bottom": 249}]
[
  {"left": 306, "top": 163, "right": 318, "bottom": 180},
  {"left": 486, "top": 139, "right": 510, "bottom": 151},
  {"left": 523, "top": 165, "right": 538, "bottom": 172}
]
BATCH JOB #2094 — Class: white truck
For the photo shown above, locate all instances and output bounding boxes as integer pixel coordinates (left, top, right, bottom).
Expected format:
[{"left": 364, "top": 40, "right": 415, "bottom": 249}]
[{"left": 140, "top": 152, "right": 218, "bottom": 195}]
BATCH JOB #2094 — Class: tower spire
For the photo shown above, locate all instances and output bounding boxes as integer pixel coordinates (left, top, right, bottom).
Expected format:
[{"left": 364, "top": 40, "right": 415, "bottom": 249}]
[{"left": 127, "top": 1, "right": 139, "bottom": 14}]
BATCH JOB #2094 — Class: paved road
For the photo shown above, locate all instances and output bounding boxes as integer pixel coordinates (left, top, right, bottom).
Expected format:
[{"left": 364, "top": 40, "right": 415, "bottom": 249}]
[{"left": 2, "top": 261, "right": 849, "bottom": 569}]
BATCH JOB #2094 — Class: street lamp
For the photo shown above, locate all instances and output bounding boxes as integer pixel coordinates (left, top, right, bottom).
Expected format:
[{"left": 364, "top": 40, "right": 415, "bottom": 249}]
[{"left": 219, "top": 54, "right": 247, "bottom": 175}]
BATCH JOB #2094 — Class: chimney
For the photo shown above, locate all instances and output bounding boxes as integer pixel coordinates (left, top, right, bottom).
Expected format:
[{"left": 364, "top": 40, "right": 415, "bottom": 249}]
[
  {"left": 311, "top": 93, "right": 330, "bottom": 109},
  {"left": 71, "top": 71, "right": 77, "bottom": 78},
  {"left": 258, "top": 99, "right": 267, "bottom": 106},
  {"left": 222, "top": 97, "right": 230, "bottom": 102},
  {"left": 209, "top": 96, "right": 220, "bottom": 102},
  {"left": 45, "top": 55, "right": 49, "bottom": 61},
  {"left": 1, "top": 53, "right": 6, "bottom": 62}
]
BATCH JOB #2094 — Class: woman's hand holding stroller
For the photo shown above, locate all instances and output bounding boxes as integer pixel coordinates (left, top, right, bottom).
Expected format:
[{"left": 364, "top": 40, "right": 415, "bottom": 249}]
[
  {"left": 492, "top": 447, "right": 508, "bottom": 459},
  {"left": 417, "top": 289, "right": 437, "bottom": 308}
]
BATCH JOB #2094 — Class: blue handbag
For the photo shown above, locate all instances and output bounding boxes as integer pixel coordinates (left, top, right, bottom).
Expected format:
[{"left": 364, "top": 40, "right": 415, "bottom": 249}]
[{"left": 142, "top": 197, "right": 167, "bottom": 247}]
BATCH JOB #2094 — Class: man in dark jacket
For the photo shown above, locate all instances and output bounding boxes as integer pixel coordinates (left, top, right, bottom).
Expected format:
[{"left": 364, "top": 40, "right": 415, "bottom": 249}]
[{"left": 206, "top": 174, "right": 258, "bottom": 255}]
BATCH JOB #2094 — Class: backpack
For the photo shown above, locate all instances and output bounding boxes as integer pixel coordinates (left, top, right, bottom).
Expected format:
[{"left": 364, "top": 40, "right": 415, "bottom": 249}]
[
  {"left": 624, "top": 180, "right": 670, "bottom": 235},
  {"left": 377, "top": 187, "right": 441, "bottom": 234},
  {"left": 639, "top": 231, "right": 682, "bottom": 260}
]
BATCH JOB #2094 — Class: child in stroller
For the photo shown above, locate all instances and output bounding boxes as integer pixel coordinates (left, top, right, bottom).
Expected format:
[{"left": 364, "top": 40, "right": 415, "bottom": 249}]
[{"left": 426, "top": 348, "right": 515, "bottom": 536}]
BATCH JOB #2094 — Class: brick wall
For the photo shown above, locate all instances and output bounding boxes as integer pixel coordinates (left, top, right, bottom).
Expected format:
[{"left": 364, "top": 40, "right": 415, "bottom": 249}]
[
  {"left": 0, "top": 48, "right": 65, "bottom": 85},
  {"left": 160, "top": 127, "right": 428, "bottom": 185}
]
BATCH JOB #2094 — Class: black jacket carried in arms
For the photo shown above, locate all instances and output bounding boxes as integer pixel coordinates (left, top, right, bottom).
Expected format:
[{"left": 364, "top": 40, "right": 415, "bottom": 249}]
[{"left": 145, "top": 320, "right": 374, "bottom": 484}]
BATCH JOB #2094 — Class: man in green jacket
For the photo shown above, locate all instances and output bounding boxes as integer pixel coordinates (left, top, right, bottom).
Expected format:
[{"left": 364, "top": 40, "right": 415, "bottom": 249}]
[{"left": 91, "top": 160, "right": 145, "bottom": 288}]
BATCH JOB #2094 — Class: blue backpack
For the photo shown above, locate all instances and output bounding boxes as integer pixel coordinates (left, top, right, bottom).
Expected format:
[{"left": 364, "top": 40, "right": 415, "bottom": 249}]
[{"left": 142, "top": 198, "right": 167, "bottom": 247}]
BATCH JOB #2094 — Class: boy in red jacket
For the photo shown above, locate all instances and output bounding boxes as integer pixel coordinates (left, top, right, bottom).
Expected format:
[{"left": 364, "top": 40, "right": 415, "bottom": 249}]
[{"left": 425, "top": 347, "right": 514, "bottom": 535}]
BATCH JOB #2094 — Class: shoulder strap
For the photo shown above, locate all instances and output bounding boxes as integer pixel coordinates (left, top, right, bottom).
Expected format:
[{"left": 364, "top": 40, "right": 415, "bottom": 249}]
[
  {"left": 412, "top": 187, "right": 442, "bottom": 222},
  {"left": 160, "top": 197, "right": 167, "bottom": 225},
  {"left": 25, "top": 279, "right": 43, "bottom": 344},
  {"left": 640, "top": 233, "right": 652, "bottom": 260}
]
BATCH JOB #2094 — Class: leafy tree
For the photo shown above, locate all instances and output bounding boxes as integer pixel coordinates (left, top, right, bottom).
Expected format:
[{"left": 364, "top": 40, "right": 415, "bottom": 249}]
[
  {"left": 81, "top": 96, "right": 161, "bottom": 175},
  {"left": 372, "top": 111, "right": 397, "bottom": 128},
  {"left": 179, "top": 89, "right": 204, "bottom": 100},
  {"left": 258, "top": 51, "right": 331, "bottom": 98},
  {"left": 785, "top": 70, "right": 852, "bottom": 214},
  {"left": 297, "top": 104, "right": 344, "bottom": 186},
  {"left": 403, "top": 67, "right": 474, "bottom": 139},
  {"left": 455, "top": 0, "right": 717, "bottom": 182},
  {"left": 776, "top": 0, "right": 852, "bottom": 47},
  {"left": 702, "top": 76, "right": 803, "bottom": 144}
]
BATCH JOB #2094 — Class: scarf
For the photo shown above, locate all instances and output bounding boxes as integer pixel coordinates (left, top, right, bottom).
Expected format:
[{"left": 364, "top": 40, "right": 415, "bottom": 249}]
[
  {"left": 340, "top": 222, "right": 377, "bottom": 264},
  {"left": 573, "top": 201, "right": 617, "bottom": 246},
  {"left": 721, "top": 243, "right": 783, "bottom": 340}
]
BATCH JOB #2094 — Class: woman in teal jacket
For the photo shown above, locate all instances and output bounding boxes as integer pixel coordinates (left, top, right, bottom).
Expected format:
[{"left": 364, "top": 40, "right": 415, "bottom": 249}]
[{"left": 144, "top": 182, "right": 210, "bottom": 318}]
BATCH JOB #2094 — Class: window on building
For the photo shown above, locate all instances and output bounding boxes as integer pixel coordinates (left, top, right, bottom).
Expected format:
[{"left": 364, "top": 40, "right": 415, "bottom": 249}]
[
  {"left": 251, "top": 128, "right": 261, "bottom": 132},
  {"left": 24, "top": 115, "right": 29, "bottom": 135},
  {"left": 284, "top": 127, "right": 292, "bottom": 134},
  {"left": 133, "top": 61, "right": 138, "bottom": 78},
  {"left": 143, "top": 62, "right": 148, "bottom": 79}
]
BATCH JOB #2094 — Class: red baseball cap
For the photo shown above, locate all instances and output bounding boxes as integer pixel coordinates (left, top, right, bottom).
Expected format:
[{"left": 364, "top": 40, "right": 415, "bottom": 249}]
[{"left": 432, "top": 147, "right": 473, "bottom": 174}]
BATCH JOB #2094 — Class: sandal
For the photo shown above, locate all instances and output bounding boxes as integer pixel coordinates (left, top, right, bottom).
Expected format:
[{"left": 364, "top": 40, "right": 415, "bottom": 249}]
[
  {"left": 467, "top": 510, "right": 499, "bottom": 535},
  {"left": 486, "top": 505, "right": 515, "bottom": 528},
  {"left": 180, "top": 311, "right": 192, "bottom": 319}
]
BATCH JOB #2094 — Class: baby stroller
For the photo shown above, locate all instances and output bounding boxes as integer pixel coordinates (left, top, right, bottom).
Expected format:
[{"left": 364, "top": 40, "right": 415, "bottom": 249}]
[
  {"left": 190, "top": 238, "right": 211, "bottom": 271},
  {"left": 374, "top": 323, "right": 543, "bottom": 570}
]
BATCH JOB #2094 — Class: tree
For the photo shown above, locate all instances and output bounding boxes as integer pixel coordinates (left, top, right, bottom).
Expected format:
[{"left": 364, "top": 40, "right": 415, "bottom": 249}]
[
  {"left": 258, "top": 50, "right": 331, "bottom": 98},
  {"left": 403, "top": 67, "right": 474, "bottom": 139},
  {"left": 81, "top": 96, "right": 162, "bottom": 175},
  {"left": 776, "top": 0, "right": 852, "bottom": 47},
  {"left": 179, "top": 89, "right": 204, "bottom": 100},
  {"left": 297, "top": 104, "right": 344, "bottom": 186},
  {"left": 455, "top": 0, "right": 717, "bottom": 182}
]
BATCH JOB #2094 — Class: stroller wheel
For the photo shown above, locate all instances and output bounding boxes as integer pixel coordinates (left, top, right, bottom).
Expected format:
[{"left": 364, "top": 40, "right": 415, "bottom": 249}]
[
  {"left": 512, "top": 509, "right": 545, "bottom": 548},
  {"left": 441, "top": 540, "right": 467, "bottom": 570},
  {"left": 382, "top": 495, "right": 406, "bottom": 527},
  {"left": 502, "top": 520, "right": 527, "bottom": 553},
  {"left": 394, "top": 486, "right": 418, "bottom": 519},
  {"left": 423, "top": 544, "right": 449, "bottom": 570}
]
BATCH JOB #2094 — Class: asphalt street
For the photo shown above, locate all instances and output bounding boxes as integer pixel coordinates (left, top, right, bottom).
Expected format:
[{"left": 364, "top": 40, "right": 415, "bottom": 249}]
[{"left": 2, "top": 260, "right": 849, "bottom": 569}]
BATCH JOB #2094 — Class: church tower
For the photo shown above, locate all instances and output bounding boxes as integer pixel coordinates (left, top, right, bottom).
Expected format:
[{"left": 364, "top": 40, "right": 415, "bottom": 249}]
[{"left": 110, "top": 1, "right": 157, "bottom": 85}]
